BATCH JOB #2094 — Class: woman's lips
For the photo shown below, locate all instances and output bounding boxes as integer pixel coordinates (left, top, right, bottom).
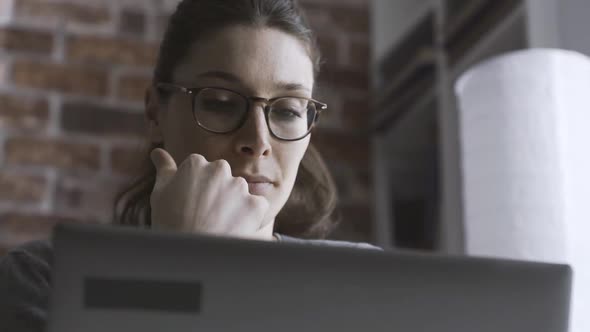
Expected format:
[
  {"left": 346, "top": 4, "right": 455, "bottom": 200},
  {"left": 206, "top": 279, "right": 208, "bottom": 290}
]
[
  {"left": 236, "top": 174, "right": 274, "bottom": 195},
  {"left": 247, "top": 182, "right": 273, "bottom": 196}
]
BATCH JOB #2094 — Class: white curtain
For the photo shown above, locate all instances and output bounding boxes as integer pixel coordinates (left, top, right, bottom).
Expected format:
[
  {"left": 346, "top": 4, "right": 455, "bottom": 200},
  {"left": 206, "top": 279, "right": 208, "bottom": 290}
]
[{"left": 455, "top": 48, "right": 590, "bottom": 332}]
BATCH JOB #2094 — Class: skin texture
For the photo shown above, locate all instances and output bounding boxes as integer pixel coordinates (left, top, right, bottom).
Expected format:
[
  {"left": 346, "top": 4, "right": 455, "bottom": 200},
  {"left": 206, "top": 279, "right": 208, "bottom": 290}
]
[{"left": 145, "top": 26, "right": 315, "bottom": 241}]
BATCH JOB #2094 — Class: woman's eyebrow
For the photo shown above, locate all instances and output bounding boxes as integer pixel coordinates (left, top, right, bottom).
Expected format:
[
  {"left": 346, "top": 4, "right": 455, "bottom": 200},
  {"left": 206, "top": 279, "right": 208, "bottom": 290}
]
[
  {"left": 197, "top": 70, "right": 241, "bottom": 82},
  {"left": 196, "top": 70, "right": 310, "bottom": 92},
  {"left": 280, "top": 82, "right": 310, "bottom": 92}
]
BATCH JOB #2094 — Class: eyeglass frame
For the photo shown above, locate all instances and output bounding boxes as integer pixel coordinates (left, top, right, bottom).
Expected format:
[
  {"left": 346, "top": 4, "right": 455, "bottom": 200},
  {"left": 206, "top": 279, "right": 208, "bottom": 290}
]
[{"left": 155, "top": 82, "right": 327, "bottom": 142}]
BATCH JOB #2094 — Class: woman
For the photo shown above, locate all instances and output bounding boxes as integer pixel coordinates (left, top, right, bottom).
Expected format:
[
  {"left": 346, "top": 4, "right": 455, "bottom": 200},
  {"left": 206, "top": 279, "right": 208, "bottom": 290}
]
[{"left": 0, "top": 0, "right": 379, "bottom": 330}]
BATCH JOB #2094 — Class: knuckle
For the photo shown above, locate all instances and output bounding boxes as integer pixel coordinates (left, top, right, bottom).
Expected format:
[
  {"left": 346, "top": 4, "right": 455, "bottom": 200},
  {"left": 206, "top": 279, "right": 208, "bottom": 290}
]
[
  {"left": 186, "top": 153, "right": 206, "bottom": 165},
  {"left": 233, "top": 176, "right": 249, "bottom": 192},
  {"left": 235, "top": 175, "right": 247, "bottom": 184},
  {"left": 211, "top": 159, "right": 232, "bottom": 175}
]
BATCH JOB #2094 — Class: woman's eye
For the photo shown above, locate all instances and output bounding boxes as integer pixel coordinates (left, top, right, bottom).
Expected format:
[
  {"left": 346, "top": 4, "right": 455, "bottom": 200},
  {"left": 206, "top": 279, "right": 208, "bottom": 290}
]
[{"left": 274, "top": 108, "right": 303, "bottom": 119}]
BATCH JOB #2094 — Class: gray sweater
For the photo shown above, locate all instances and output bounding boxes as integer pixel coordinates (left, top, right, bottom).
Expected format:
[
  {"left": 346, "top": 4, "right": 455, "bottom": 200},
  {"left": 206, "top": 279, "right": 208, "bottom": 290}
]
[{"left": 0, "top": 234, "right": 380, "bottom": 331}]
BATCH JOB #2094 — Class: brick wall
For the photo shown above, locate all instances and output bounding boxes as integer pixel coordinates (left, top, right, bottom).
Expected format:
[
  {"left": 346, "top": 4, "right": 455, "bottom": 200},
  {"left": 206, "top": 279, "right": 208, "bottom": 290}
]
[{"left": 0, "top": 0, "right": 372, "bottom": 254}]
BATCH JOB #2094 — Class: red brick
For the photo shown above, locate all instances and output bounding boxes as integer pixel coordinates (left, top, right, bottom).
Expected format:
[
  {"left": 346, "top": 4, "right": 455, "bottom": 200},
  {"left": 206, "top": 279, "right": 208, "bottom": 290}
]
[
  {"left": 349, "top": 39, "right": 370, "bottom": 67},
  {"left": 0, "top": 213, "right": 79, "bottom": 248},
  {"left": 12, "top": 60, "right": 108, "bottom": 97},
  {"left": 119, "top": 9, "right": 146, "bottom": 37},
  {"left": 327, "top": 164, "right": 370, "bottom": 202},
  {"left": 331, "top": 6, "right": 369, "bottom": 34},
  {"left": 0, "top": 58, "right": 7, "bottom": 82},
  {"left": 111, "top": 145, "right": 147, "bottom": 176},
  {"left": 318, "top": 65, "right": 369, "bottom": 90},
  {"left": 0, "top": 246, "right": 8, "bottom": 257},
  {"left": 5, "top": 137, "right": 101, "bottom": 171},
  {"left": 357, "top": 169, "right": 372, "bottom": 193},
  {"left": 0, "top": 172, "right": 47, "bottom": 203},
  {"left": 54, "top": 176, "right": 124, "bottom": 223},
  {"left": 301, "top": 2, "right": 370, "bottom": 34},
  {"left": 310, "top": 87, "right": 342, "bottom": 127},
  {"left": 311, "top": 129, "right": 369, "bottom": 170},
  {"left": 61, "top": 102, "right": 146, "bottom": 138},
  {"left": 330, "top": 203, "right": 373, "bottom": 242},
  {"left": 300, "top": 3, "right": 333, "bottom": 33},
  {"left": 117, "top": 73, "right": 151, "bottom": 103},
  {"left": 0, "top": 93, "right": 49, "bottom": 130},
  {"left": 13, "top": 0, "right": 111, "bottom": 25},
  {"left": 316, "top": 34, "right": 339, "bottom": 66},
  {"left": 0, "top": 27, "right": 53, "bottom": 55},
  {"left": 156, "top": 14, "right": 171, "bottom": 39},
  {"left": 329, "top": 169, "right": 353, "bottom": 200},
  {"left": 67, "top": 35, "right": 159, "bottom": 67},
  {"left": 341, "top": 96, "right": 370, "bottom": 130}
]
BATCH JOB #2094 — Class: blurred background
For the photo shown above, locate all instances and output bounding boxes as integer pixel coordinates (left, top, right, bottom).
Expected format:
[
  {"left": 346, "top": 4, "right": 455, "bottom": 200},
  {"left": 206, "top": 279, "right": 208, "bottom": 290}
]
[{"left": 0, "top": 0, "right": 587, "bottom": 255}]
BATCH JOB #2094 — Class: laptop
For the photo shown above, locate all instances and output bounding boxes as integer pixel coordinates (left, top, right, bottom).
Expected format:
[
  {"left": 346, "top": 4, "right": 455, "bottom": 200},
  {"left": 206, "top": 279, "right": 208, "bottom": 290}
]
[{"left": 47, "top": 223, "right": 571, "bottom": 332}]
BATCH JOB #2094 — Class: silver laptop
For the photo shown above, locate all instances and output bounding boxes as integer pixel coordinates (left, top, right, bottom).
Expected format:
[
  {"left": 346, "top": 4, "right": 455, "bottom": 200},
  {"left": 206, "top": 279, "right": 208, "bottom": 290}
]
[{"left": 47, "top": 223, "right": 571, "bottom": 332}]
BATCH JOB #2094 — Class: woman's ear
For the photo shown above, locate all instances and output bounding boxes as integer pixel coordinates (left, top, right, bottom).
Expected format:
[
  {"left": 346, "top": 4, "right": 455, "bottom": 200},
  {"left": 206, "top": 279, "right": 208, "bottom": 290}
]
[{"left": 145, "top": 86, "right": 164, "bottom": 144}]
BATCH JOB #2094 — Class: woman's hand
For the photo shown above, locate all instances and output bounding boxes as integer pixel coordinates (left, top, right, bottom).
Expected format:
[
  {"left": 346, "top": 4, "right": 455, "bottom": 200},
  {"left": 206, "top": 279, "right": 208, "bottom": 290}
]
[{"left": 149, "top": 148, "right": 271, "bottom": 240}]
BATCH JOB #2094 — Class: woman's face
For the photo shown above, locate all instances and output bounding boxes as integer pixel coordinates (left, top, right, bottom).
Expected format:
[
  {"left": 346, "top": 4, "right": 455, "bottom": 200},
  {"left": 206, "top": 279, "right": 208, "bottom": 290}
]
[{"left": 148, "top": 25, "right": 315, "bottom": 228}]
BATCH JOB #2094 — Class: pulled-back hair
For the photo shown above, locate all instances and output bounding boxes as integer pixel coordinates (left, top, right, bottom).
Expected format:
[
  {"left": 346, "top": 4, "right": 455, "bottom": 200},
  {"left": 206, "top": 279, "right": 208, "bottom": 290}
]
[{"left": 114, "top": 0, "right": 339, "bottom": 238}]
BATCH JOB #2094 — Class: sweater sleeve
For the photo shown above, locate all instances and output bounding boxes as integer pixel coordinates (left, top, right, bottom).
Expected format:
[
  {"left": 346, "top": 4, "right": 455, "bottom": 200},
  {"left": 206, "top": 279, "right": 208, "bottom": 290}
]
[{"left": 0, "top": 240, "right": 53, "bottom": 332}]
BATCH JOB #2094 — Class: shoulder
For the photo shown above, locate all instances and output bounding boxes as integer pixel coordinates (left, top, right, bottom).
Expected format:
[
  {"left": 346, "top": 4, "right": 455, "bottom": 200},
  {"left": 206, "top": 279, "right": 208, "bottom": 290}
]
[
  {"left": 0, "top": 239, "right": 54, "bottom": 284},
  {"left": 275, "top": 234, "right": 382, "bottom": 250},
  {"left": 0, "top": 239, "right": 53, "bottom": 331}
]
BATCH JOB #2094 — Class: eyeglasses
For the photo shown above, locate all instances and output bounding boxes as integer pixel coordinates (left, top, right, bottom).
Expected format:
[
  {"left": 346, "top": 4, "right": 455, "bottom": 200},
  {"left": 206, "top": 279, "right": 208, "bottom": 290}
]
[{"left": 156, "top": 83, "right": 327, "bottom": 141}]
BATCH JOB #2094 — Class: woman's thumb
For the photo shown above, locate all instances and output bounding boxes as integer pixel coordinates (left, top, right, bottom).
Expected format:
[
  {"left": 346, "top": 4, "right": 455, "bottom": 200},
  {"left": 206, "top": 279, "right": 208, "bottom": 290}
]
[{"left": 151, "top": 148, "right": 177, "bottom": 191}]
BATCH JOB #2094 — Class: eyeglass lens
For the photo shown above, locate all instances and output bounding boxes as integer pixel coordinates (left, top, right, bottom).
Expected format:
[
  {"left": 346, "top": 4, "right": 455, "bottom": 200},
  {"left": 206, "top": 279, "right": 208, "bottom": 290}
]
[{"left": 193, "top": 88, "right": 315, "bottom": 140}]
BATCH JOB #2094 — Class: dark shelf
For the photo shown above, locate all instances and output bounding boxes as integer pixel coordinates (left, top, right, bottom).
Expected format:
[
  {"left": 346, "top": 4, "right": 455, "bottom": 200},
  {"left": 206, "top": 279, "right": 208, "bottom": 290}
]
[
  {"left": 378, "top": 12, "right": 435, "bottom": 84},
  {"left": 444, "top": 0, "right": 524, "bottom": 66},
  {"left": 373, "top": 0, "right": 526, "bottom": 250},
  {"left": 372, "top": 64, "right": 436, "bottom": 133},
  {"left": 373, "top": 12, "right": 436, "bottom": 133}
]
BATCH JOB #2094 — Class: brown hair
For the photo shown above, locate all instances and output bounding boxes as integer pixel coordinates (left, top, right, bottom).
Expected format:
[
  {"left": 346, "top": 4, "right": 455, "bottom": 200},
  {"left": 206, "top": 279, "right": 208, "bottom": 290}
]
[{"left": 114, "top": 0, "right": 339, "bottom": 238}]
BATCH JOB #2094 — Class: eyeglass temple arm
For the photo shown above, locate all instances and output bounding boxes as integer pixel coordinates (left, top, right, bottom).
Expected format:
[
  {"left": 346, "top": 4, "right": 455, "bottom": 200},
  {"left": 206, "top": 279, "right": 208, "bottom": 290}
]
[{"left": 156, "top": 83, "right": 190, "bottom": 94}]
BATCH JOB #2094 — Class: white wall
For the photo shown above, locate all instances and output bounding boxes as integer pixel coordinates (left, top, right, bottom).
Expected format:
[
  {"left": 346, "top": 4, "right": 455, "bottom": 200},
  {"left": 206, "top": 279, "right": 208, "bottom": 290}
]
[
  {"left": 526, "top": 0, "right": 590, "bottom": 55},
  {"left": 456, "top": 49, "right": 590, "bottom": 332},
  {"left": 559, "top": 0, "right": 590, "bottom": 56}
]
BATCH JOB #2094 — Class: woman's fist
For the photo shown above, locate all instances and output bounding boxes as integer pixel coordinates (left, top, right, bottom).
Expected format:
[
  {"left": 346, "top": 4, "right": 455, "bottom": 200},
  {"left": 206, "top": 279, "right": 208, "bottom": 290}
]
[{"left": 149, "top": 148, "right": 271, "bottom": 240}]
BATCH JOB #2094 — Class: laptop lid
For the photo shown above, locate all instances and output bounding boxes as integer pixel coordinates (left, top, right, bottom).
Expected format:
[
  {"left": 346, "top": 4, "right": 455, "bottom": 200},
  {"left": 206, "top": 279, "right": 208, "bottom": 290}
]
[{"left": 47, "top": 223, "right": 571, "bottom": 332}]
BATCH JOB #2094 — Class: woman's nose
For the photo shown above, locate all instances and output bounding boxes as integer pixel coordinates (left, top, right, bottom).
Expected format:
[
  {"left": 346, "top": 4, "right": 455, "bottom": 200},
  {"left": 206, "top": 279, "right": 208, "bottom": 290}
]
[{"left": 234, "top": 105, "right": 272, "bottom": 158}]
